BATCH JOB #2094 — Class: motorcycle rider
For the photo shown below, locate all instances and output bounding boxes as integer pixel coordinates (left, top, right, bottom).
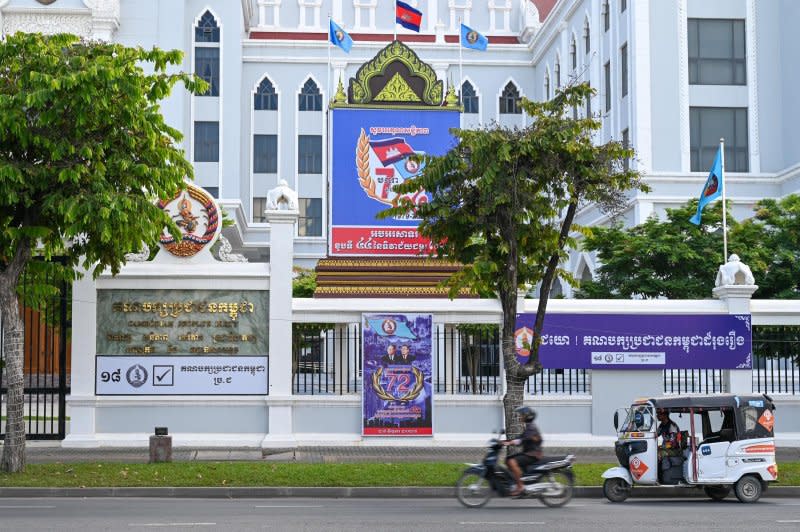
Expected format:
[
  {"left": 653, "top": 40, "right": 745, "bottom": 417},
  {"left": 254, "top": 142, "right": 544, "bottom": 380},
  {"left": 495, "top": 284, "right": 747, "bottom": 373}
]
[{"left": 503, "top": 405, "right": 543, "bottom": 496}]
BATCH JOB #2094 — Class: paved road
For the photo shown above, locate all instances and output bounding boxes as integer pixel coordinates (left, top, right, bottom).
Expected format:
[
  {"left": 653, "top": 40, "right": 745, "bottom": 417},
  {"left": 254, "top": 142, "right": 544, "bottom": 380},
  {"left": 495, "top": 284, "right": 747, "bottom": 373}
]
[{"left": 1, "top": 497, "right": 798, "bottom": 532}]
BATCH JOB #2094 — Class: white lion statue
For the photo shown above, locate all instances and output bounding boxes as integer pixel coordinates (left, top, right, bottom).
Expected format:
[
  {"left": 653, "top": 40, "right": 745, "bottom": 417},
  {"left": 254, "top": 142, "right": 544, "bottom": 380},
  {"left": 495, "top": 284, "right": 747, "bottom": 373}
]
[
  {"left": 265, "top": 179, "right": 298, "bottom": 211},
  {"left": 715, "top": 254, "right": 755, "bottom": 287}
]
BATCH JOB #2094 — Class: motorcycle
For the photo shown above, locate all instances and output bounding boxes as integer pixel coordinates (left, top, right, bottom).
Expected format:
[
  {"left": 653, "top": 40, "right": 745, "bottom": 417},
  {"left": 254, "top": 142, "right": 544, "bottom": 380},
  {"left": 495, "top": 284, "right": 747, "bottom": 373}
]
[{"left": 456, "top": 432, "right": 576, "bottom": 508}]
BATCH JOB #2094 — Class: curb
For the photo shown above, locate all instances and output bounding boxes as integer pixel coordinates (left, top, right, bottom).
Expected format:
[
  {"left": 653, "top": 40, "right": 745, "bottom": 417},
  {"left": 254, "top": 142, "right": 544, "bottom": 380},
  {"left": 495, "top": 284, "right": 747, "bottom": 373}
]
[{"left": 1, "top": 486, "right": 798, "bottom": 499}]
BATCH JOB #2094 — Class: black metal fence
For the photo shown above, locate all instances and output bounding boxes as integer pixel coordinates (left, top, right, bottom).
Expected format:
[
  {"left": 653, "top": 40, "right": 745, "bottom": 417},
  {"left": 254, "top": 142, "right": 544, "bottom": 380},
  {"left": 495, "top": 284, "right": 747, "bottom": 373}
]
[
  {"left": 752, "top": 325, "right": 800, "bottom": 395},
  {"left": 1, "top": 259, "right": 71, "bottom": 440},
  {"left": 663, "top": 369, "right": 726, "bottom": 394},
  {"left": 291, "top": 324, "right": 590, "bottom": 396}
]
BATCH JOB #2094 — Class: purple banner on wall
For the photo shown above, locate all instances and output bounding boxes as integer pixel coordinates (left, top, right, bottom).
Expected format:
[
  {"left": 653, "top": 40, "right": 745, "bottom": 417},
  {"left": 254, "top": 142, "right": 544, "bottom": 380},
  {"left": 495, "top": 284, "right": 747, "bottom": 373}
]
[
  {"left": 362, "top": 313, "right": 433, "bottom": 436},
  {"left": 514, "top": 313, "right": 752, "bottom": 369}
]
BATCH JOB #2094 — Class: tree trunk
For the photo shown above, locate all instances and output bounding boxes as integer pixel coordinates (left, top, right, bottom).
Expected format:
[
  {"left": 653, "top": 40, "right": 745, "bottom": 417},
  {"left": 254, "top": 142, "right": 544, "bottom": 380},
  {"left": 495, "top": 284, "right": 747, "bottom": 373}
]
[
  {"left": 0, "top": 242, "right": 31, "bottom": 473},
  {"left": 502, "top": 372, "right": 527, "bottom": 439}
]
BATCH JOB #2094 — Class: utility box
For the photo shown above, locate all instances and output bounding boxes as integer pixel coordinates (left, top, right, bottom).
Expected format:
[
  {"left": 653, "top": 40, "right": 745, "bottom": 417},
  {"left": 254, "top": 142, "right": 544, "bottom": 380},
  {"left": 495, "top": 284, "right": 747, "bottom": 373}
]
[{"left": 149, "top": 427, "right": 172, "bottom": 463}]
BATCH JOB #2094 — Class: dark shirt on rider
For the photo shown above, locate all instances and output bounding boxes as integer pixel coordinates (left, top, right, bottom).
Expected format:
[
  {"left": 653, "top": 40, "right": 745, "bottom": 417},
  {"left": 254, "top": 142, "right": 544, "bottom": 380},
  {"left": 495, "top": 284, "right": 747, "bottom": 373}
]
[{"left": 518, "top": 420, "right": 543, "bottom": 457}]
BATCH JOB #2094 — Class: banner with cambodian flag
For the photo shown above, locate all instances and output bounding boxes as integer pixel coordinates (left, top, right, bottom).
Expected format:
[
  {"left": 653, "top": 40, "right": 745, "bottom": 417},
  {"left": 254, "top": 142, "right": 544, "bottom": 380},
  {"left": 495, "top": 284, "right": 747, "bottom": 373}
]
[
  {"left": 330, "top": 107, "right": 459, "bottom": 256},
  {"left": 362, "top": 313, "right": 433, "bottom": 436},
  {"left": 396, "top": 0, "right": 422, "bottom": 32}
]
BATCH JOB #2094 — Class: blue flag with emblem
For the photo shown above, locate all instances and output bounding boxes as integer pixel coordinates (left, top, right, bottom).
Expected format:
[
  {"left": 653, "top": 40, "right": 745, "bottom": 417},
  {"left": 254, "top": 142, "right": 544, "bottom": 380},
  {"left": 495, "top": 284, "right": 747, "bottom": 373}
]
[
  {"left": 329, "top": 19, "right": 353, "bottom": 53},
  {"left": 460, "top": 23, "right": 488, "bottom": 51},
  {"left": 689, "top": 145, "right": 723, "bottom": 225}
]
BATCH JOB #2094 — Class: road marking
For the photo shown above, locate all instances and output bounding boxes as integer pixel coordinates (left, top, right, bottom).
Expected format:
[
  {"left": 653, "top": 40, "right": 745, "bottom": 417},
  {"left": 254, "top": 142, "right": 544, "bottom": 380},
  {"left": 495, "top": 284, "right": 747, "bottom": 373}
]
[
  {"left": 254, "top": 505, "right": 325, "bottom": 508},
  {"left": 0, "top": 505, "right": 56, "bottom": 509},
  {"left": 776, "top": 520, "right": 800, "bottom": 523},
  {"left": 460, "top": 522, "right": 545, "bottom": 525},
  {"left": 128, "top": 523, "right": 216, "bottom": 527}
]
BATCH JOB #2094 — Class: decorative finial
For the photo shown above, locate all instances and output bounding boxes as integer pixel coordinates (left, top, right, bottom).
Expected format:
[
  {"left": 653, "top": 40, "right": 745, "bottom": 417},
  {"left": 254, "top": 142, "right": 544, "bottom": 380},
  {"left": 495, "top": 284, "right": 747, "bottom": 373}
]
[
  {"left": 445, "top": 82, "right": 459, "bottom": 108},
  {"left": 334, "top": 75, "right": 347, "bottom": 104}
]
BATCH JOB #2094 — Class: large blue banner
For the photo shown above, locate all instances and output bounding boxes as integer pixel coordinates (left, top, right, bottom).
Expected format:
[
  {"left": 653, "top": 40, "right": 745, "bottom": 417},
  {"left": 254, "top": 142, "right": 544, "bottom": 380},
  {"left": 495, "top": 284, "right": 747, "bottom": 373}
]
[
  {"left": 330, "top": 108, "right": 459, "bottom": 256},
  {"left": 362, "top": 313, "right": 433, "bottom": 436},
  {"left": 514, "top": 313, "right": 752, "bottom": 369}
]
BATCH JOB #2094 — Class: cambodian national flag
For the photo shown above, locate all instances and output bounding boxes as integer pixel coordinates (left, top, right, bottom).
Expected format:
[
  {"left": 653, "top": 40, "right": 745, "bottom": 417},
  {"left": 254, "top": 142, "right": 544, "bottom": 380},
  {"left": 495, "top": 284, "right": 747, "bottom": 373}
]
[
  {"left": 396, "top": 0, "right": 422, "bottom": 32},
  {"left": 689, "top": 145, "right": 723, "bottom": 225},
  {"left": 370, "top": 137, "right": 415, "bottom": 166}
]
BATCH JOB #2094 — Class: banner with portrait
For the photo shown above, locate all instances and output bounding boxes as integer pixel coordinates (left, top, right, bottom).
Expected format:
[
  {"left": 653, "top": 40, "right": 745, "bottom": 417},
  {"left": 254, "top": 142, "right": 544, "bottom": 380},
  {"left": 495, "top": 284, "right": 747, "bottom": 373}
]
[{"left": 362, "top": 313, "right": 433, "bottom": 436}]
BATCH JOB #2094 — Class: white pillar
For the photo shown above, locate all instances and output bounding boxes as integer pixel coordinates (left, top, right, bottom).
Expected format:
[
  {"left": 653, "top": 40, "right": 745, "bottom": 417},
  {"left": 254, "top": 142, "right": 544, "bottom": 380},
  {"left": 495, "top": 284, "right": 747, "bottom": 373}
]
[
  {"left": 712, "top": 257, "right": 758, "bottom": 395},
  {"left": 263, "top": 196, "right": 299, "bottom": 447},
  {"left": 62, "top": 270, "right": 98, "bottom": 447}
]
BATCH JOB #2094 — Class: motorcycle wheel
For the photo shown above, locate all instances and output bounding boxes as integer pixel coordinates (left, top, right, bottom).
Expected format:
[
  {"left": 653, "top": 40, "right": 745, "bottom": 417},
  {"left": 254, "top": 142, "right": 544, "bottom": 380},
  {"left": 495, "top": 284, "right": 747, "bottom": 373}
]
[
  {"left": 704, "top": 485, "right": 732, "bottom": 501},
  {"left": 456, "top": 471, "right": 492, "bottom": 508},
  {"left": 539, "top": 470, "right": 574, "bottom": 508},
  {"left": 603, "top": 477, "right": 631, "bottom": 503}
]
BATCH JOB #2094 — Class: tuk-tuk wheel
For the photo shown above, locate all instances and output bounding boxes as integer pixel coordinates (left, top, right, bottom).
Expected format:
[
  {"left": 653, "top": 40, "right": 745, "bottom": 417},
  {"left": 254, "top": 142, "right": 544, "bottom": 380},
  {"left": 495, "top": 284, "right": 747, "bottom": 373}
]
[
  {"left": 703, "top": 485, "right": 731, "bottom": 501},
  {"left": 734, "top": 475, "right": 763, "bottom": 503},
  {"left": 602, "top": 477, "right": 631, "bottom": 503}
]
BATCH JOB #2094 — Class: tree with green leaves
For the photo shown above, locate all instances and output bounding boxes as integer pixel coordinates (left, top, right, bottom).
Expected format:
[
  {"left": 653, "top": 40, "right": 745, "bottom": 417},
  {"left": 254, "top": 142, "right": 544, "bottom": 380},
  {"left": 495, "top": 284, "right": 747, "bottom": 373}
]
[
  {"left": 577, "top": 195, "right": 799, "bottom": 300},
  {"left": 0, "top": 33, "right": 204, "bottom": 472},
  {"left": 382, "top": 83, "right": 646, "bottom": 434}
]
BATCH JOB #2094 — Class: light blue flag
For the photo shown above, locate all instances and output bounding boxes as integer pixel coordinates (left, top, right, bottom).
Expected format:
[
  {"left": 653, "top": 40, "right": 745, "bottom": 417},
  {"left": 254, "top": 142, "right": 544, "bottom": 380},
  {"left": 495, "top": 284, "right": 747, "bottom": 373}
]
[
  {"left": 460, "top": 23, "right": 488, "bottom": 51},
  {"left": 689, "top": 146, "right": 723, "bottom": 225},
  {"left": 366, "top": 318, "right": 417, "bottom": 339},
  {"left": 329, "top": 19, "right": 353, "bottom": 53}
]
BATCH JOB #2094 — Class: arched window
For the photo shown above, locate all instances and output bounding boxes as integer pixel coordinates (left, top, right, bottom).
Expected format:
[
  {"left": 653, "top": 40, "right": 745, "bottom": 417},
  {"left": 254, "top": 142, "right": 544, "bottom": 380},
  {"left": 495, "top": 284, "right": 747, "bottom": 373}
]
[
  {"left": 499, "top": 82, "right": 521, "bottom": 114},
  {"left": 298, "top": 79, "right": 322, "bottom": 111},
  {"left": 254, "top": 77, "right": 278, "bottom": 110},
  {"left": 570, "top": 35, "right": 577, "bottom": 70},
  {"left": 461, "top": 81, "right": 479, "bottom": 114},
  {"left": 195, "top": 11, "right": 220, "bottom": 42},
  {"left": 584, "top": 19, "right": 591, "bottom": 54},
  {"left": 544, "top": 71, "right": 551, "bottom": 100},
  {"left": 555, "top": 59, "right": 561, "bottom": 88}
]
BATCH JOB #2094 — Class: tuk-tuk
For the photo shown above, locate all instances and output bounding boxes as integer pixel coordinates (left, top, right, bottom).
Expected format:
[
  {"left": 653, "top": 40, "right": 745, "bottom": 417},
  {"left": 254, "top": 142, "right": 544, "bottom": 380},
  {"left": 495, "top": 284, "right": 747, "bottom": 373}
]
[{"left": 602, "top": 394, "right": 777, "bottom": 503}]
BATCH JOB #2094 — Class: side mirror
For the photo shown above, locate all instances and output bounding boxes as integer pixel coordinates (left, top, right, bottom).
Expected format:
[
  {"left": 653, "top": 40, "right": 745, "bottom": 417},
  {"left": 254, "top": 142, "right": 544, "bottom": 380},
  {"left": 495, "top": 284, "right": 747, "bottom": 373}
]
[{"left": 613, "top": 411, "right": 619, "bottom": 431}]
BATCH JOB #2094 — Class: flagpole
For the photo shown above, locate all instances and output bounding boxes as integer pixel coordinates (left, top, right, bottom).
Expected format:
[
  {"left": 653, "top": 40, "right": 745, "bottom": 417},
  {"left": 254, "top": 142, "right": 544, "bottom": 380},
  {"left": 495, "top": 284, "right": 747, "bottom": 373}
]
[
  {"left": 720, "top": 137, "right": 727, "bottom": 262},
  {"left": 394, "top": 0, "right": 398, "bottom": 41},
  {"left": 458, "top": 18, "right": 463, "bottom": 104},
  {"left": 327, "top": 14, "right": 332, "bottom": 111}
]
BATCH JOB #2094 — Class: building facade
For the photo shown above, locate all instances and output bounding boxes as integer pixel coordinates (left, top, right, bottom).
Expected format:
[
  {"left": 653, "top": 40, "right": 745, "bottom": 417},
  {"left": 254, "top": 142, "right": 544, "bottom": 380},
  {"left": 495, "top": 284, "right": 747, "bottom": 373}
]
[{"left": 2, "top": 0, "right": 799, "bottom": 290}]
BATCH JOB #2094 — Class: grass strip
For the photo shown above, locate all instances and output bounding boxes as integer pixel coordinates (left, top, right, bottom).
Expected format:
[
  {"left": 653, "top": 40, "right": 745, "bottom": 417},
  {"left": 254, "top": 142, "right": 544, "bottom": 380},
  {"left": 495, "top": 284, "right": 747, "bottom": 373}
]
[{"left": 1, "top": 462, "right": 798, "bottom": 488}]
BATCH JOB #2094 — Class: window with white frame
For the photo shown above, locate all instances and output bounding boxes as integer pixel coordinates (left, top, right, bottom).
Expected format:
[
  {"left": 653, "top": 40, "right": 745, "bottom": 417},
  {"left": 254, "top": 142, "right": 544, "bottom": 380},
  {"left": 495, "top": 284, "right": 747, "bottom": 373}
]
[
  {"left": 298, "top": 198, "right": 322, "bottom": 236},
  {"left": 603, "top": 0, "right": 609, "bottom": 32},
  {"left": 253, "top": 134, "right": 278, "bottom": 173},
  {"left": 461, "top": 81, "right": 479, "bottom": 114},
  {"left": 688, "top": 19, "right": 746, "bottom": 85},
  {"left": 604, "top": 61, "right": 611, "bottom": 112},
  {"left": 544, "top": 70, "right": 550, "bottom": 100},
  {"left": 489, "top": 0, "right": 511, "bottom": 32},
  {"left": 354, "top": 0, "right": 377, "bottom": 30},
  {"left": 621, "top": 42, "right": 628, "bottom": 97},
  {"left": 690, "top": 107, "right": 748, "bottom": 172},
  {"left": 622, "top": 128, "right": 630, "bottom": 171},
  {"left": 298, "top": 135, "right": 322, "bottom": 174},
  {"left": 298, "top": 0, "right": 322, "bottom": 30},
  {"left": 194, "top": 11, "right": 219, "bottom": 97},
  {"left": 499, "top": 82, "right": 521, "bottom": 114},
  {"left": 298, "top": 79, "right": 322, "bottom": 111},
  {"left": 252, "top": 197, "right": 267, "bottom": 223},
  {"left": 449, "top": 0, "right": 471, "bottom": 31},
  {"left": 254, "top": 77, "right": 278, "bottom": 110},
  {"left": 554, "top": 58, "right": 561, "bottom": 88},
  {"left": 194, "top": 121, "right": 219, "bottom": 162},
  {"left": 570, "top": 35, "right": 577, "bottom": 70},
  {"left": 257, "top": 0, "right": 281, "bottom": 28},
  {"left": 584, "top": 18, "right": 591, "bottom": 54}
]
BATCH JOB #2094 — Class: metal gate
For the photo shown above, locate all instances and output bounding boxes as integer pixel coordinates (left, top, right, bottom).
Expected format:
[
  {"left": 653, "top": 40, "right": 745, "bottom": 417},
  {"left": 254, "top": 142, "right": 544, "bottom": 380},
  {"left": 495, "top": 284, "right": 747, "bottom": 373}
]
[{"left": 1, "top": 259, "right": 71, "bottom": 440}]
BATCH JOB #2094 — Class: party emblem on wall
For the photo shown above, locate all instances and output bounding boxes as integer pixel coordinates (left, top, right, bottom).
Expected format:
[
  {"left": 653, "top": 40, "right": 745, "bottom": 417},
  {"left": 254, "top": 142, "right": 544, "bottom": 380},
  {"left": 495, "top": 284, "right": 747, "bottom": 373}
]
[{"left": 157, "top": 184, "right": 220, "bottom": 257}]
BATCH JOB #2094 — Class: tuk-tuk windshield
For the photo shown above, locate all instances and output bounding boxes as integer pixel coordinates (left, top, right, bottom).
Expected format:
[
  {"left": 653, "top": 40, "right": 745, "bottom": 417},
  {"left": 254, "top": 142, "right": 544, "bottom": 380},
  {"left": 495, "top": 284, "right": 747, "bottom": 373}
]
[{"left": 621, "top": 404, "right": 655, "bottom": 432}]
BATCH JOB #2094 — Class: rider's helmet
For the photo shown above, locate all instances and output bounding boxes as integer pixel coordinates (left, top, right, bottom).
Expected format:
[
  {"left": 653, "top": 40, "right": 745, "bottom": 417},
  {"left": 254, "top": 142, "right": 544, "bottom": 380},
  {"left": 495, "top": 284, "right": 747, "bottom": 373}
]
[{"left": 515, "top": 405, "right": 537, "bottom": 422}]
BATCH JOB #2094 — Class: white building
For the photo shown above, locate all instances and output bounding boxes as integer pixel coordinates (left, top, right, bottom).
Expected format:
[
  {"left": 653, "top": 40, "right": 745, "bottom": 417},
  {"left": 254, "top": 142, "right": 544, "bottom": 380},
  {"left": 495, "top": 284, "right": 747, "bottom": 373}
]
[{"left": 2, "top": 0, "right": 798, "bottom": 286}]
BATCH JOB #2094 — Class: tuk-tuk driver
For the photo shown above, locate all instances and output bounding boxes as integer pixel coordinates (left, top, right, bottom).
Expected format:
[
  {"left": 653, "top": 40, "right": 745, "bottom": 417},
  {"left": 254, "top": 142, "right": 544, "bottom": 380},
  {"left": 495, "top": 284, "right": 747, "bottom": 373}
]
[{"left": 656, "top": 408, "right": 681, "bottom": 461}]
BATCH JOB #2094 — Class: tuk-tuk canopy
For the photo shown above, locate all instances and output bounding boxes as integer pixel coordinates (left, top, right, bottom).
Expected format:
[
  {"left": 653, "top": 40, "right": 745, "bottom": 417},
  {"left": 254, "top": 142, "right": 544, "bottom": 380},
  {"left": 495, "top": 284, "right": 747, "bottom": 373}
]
[{"left": 635, "top": 394, "right": 775, "bottom": 413}]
